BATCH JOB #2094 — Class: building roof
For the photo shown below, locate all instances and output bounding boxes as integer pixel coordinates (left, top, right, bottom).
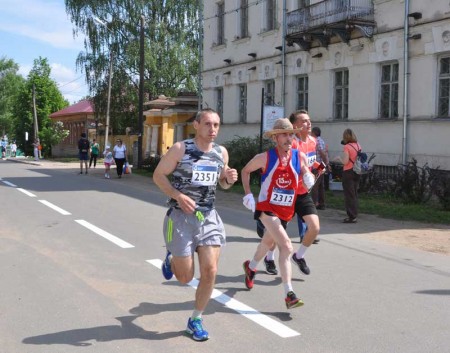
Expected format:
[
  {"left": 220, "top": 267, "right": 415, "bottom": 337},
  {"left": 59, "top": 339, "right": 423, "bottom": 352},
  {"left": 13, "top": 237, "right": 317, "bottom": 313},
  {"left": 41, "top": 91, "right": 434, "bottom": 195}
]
[{"left": 50, "top": 99, "right": 94, "bottom": 118}]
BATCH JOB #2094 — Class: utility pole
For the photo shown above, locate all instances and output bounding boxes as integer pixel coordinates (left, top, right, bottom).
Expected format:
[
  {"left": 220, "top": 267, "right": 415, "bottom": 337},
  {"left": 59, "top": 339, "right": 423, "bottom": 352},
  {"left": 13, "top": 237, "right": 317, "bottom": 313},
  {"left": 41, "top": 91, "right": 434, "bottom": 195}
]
[
  {"left": 32, "top": 84, "right": 41, "bottom": 158},
  {"left": 105, "top": 51, "right": 113, "bottom": 149},
  {"left": 93, "top": 16, "right": 113, "bottom": 150},
  {"left": 32, "top": 84, "right": 39, "bottom": 141},
  {"left": 137, "top": 15, "right": 145, "bottom": 169}
]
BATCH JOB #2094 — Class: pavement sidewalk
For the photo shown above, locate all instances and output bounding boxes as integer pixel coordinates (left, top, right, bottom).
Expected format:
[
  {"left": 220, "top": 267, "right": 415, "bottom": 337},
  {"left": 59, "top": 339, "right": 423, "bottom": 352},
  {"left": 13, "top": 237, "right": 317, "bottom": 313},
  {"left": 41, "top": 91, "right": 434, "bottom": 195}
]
[{"left": 8, "top": 157, "right": 450, "bottom": 256}]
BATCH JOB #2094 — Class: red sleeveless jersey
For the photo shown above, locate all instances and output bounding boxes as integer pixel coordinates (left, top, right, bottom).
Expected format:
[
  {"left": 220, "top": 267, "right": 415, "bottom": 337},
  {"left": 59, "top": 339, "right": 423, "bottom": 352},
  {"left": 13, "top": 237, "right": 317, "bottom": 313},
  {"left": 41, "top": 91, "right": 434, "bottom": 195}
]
[
  {"left": 292, "top": 135, "right": 316, "bottom": 195},
  {"left": 256, "top": 148, "right": 301, "bottom": 222}
]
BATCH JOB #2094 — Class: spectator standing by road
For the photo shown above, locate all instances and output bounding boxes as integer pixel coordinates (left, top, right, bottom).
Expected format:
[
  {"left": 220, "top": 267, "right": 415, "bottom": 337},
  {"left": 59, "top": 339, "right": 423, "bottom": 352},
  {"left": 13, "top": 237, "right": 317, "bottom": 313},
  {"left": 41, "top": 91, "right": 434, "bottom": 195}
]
[
  {"left": 113, "top": 139, "right": 127, "bottom": 179},
  {"left": 10, "top": 141, "right": 17, "bottom": 157},
  {"left": 1, "top": 137, "right": 7, "bottom": 158},
  {"left": 153, "top": 108, "right": 238, "bottom": 341},
  {"left": 89, "top": 138, "right": 100, "bottom": 168},
  {"left": 335, "top": 128, "right": 362, "bottom": 223},
  {"left": 32, "top": 139, "right": 40, "bottom": 161},
  {"left": 103, "top": 145, "right": 114, "bottom": 179},
  {"left": 311, "top": 127, "right": 330, "bottom": 210},
  {"left": 78, "top": 133, "right": 89, "bottom": 174}
]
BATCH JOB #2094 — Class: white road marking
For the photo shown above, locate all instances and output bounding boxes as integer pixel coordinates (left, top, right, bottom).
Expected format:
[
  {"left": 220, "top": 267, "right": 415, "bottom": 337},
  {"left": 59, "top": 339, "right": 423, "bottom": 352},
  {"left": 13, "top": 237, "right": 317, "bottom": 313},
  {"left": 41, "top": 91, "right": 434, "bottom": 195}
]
[
  {"left": 2, "top": 180, "right": 17, "bottom": 187},
  {"left": 39, "top": 200, "right": 71, "bottom": 215},
  {"left": 146, "top": 259, "right": 300, "bottom": 338},
  {"left": 75, "top": 219, "right": 135, "bottom": 249},
  {"left": 17, "top": 188, "right": 37, "bottom": 197}
]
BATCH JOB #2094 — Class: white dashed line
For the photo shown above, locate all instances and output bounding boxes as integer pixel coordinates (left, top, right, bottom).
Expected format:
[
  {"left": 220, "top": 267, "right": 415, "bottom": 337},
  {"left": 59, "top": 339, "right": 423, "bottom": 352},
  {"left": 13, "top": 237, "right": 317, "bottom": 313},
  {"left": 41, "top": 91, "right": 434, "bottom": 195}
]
[
  {"left": 2, "top": 180, "right": 17, "bottom": 187},
  {"left": 17, "top": 188, "right": 37, "bottom": 197},
  {"left": 39, "top": 200, "right": 71, "bottom": 215},
  {"left": 75, "top": 219, "right": 135, "bottom": 249},
  {"left": 146, "top": 259, "right": 300, "bottom": 338}
]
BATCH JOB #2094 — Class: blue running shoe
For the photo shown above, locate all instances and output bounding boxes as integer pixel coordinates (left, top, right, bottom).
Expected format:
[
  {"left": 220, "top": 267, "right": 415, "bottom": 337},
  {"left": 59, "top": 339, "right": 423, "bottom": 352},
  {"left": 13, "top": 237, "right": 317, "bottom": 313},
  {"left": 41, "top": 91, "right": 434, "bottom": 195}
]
[
  {"left": 162, "top": 251, "right": 173, "bottom": 280},
  {"left": 186, "top": 317, "right": 209, "bottom": 341}
]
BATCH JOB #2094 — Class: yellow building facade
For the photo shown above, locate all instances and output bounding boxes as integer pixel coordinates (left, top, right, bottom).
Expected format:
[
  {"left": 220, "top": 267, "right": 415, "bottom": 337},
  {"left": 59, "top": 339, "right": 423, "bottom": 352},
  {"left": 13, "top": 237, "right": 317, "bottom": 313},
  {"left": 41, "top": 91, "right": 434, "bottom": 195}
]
[{"left": 143, "top": 94, "right": 198, "bottom": 157}]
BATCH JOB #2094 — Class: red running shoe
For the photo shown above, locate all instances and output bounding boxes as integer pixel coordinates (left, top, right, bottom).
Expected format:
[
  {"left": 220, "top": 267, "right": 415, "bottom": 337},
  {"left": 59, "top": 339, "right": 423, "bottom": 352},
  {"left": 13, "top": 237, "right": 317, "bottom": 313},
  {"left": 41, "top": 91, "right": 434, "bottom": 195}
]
[
  {"left": 285, "top": 291, "right": 304, "bottom": 309},
  {"left": 243, "top": 260, "right": 256, "bottom": 289}
]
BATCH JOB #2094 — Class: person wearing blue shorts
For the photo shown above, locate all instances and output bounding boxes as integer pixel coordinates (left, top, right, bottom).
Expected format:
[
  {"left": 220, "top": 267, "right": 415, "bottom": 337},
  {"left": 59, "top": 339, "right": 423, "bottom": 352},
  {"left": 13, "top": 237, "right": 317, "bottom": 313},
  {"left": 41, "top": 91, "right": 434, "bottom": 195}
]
[
  {"left": 78, "top": 133, "right": 89, "bottom": 174},
  {"left": 153, "top": 108, "right": 238, "bottom": 341}
]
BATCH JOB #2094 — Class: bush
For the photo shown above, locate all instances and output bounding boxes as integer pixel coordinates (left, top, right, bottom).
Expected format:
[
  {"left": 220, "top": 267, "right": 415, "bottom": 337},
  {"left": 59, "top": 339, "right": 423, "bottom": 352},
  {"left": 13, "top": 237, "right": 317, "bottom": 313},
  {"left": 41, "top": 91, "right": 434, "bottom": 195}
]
[
  {"left": 141, "top": 155, "right": 162, "bottom": 173},
  {"left": 223, "top": 135, "right": 274, "bottom": 185},
  {"left": 390, "top": 158, "right": 437, "bottom": 204},
  {"left": 434, "top": 171, "right": 450, "bottom": 210}
]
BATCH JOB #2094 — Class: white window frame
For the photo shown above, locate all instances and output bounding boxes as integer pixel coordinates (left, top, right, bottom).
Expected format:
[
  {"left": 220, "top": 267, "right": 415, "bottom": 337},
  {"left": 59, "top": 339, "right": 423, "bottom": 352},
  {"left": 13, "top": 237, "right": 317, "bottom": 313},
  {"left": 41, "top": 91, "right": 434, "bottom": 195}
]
[
  {"left": 263, "top": 0, "right": 277, "bottom": 32},
  {"left": 438, "top": 55, "right": 450, "bottom": 118},
  {"left": 264, "top": 79, "right": 275, "bottom": 106},
  {"left": 217, "top": 2, "right": 225, "bottom": 45},
  {"left": 379, "top": 62, "right": 399, "bottom": 119},
  {"left": 239, "top": 84, "right": 247, "bottom": 123},
  {"left": 238, "top": 0, "right": 249, "bottom": 39},
  {"left": 334, "top": 69, "right": 349, "bottom": 120},
  {"left": 296, "top": 75, "right": 309, "bottom": 111},
  {"left": 216, "top": 87, "right": 224, "bottom": 123}
]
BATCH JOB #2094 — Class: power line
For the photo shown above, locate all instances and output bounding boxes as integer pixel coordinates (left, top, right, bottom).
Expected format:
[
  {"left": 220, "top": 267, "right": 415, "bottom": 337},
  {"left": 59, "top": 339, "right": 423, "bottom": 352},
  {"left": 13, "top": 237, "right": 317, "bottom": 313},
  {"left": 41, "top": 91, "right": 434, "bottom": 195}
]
[
  {"left": 202, "top": 0, "right": 269, "bottom": 23},
  {"left": 57, "top": 75, "right": 85, "bottom": 88}
]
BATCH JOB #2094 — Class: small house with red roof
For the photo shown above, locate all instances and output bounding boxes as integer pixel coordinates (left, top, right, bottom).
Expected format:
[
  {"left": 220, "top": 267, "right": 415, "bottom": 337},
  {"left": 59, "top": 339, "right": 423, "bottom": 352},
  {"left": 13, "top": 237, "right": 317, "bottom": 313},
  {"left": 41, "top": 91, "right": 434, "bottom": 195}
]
[{"left": 49, "top": 99, "right": 96, "bottom": 157}]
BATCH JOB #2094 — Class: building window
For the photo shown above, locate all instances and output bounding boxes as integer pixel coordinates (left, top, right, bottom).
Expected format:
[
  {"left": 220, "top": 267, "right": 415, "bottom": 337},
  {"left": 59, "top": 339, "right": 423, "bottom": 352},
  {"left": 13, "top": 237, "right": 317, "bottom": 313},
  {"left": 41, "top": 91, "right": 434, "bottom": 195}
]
[
  {"left": 296, "top": 75, "right": 308, "bottom": 111},
  {"left": 264, "top": 0, "right": 276, "bottom": 32},
  {"left": 217, "top": 2, "right": 225, "bottom": 45},
  {"left": 298, "top": 0, "right": 310, "bottom": 8},
  {"left": 380, "top": 62, "right": 399, "bottom": 119},
  {"left": 334, "top": 69, "right": 348, "bottom": 120},
  {"left": 239, "top": 0, "right": 249, "bottom": 38},
  {"left": 438, "top": 56, "right": 450, "bottom": 117},
  {"left": 239, "top": 84, "right": 247, "bottom": 123},
  {"left": 216, "top": 88, "right": 223, "bottom": 123},
  {"left": 264, "top": 80, "right": 275, "bottom": 105}
]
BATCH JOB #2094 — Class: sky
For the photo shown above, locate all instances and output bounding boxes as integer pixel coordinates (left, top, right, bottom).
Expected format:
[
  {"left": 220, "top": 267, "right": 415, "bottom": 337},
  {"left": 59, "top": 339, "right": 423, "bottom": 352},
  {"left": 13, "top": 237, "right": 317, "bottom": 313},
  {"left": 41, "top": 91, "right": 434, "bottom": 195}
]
[{"left": 0, "top": 0, "right": 89, "bottom": 104}]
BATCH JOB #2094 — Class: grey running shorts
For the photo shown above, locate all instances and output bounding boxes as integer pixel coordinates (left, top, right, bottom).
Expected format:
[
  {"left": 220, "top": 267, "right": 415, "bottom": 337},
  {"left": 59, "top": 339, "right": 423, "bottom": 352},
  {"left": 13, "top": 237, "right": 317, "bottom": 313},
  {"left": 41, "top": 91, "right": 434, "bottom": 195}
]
[{"left": 163, "top": 207, "right": 226, "bottom": 257}]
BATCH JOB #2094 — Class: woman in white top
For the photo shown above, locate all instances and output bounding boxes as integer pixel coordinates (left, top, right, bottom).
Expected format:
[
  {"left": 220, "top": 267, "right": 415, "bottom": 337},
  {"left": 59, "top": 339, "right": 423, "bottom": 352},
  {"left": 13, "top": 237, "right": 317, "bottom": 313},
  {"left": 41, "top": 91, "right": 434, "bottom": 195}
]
[{"left": 113, "top": 139, "right": 127, "bottom": 178}]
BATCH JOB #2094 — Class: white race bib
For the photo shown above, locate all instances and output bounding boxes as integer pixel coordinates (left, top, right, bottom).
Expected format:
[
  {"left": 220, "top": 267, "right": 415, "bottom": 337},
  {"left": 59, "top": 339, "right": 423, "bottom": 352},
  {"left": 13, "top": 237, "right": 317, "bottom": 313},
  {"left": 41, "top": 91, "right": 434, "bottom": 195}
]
[
  {"left": 270, "top": 188, "right": 295, "bottom": 206},
  {"left": 192, "top": 162, "right": 218, "bottom": 186},
  {"left": 306, "top": 152, "right": 316, "bottom": 168}
]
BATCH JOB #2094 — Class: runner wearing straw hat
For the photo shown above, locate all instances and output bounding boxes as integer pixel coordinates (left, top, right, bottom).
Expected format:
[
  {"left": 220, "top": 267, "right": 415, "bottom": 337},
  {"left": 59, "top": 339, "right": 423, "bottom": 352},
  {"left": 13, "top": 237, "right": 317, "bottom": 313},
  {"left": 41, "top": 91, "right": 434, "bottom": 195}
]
[{"left": 241, "top": 118, "right": 315, "bottom": 309}]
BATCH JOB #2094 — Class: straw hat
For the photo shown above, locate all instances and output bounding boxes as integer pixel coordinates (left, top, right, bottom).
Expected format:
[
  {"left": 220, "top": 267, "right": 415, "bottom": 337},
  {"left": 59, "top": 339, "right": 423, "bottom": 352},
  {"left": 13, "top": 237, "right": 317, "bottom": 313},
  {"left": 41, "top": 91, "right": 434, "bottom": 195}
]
[{"left": 263, "top": 118, "right": 302, "bottom": 138}]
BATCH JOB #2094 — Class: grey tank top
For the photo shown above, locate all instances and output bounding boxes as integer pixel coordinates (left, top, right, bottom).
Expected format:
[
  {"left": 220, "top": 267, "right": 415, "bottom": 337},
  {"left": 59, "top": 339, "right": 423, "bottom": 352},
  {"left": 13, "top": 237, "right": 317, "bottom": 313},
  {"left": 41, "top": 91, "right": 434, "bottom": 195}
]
[{"left": 168, "top": 139, "right": 224, "bottom": 211}]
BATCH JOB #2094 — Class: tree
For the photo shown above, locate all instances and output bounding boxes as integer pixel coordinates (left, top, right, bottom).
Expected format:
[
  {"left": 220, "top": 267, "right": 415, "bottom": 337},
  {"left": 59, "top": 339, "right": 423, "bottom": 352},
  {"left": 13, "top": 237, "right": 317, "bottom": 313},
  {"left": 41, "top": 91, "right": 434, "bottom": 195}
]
[
  {"left": 40, "top": 121, "right": 70, "bottom": 157},
  {"left": 0, "top": 57, "right": 25, "bottom": 139},
  {"left": 65, "top": 0, "right": 200, "bottom": 134},
  {"left": 12, "top": 57, "right": 68, "bottom": 156}
]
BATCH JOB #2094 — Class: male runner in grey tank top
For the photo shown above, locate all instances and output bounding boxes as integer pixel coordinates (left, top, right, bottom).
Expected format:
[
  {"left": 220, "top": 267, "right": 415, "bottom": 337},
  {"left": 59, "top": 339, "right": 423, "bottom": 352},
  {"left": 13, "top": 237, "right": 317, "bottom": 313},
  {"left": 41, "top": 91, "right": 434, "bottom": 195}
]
[{"left": 153, "top": 108, "right": 238, "bottom": 341}]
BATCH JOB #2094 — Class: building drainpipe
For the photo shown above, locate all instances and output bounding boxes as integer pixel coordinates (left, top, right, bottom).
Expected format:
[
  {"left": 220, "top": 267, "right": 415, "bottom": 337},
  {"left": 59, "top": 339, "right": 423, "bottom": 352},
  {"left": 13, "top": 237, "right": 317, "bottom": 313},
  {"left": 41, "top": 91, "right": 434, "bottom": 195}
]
[
  {"left": 402, "top": 0, "right": 410, "bottom": 165},
  {"left": 198, "top": 0, "right": 204, "bottom": 111},
  {"left": 281, "top": 0, "right": 287, "bottom": 107}
]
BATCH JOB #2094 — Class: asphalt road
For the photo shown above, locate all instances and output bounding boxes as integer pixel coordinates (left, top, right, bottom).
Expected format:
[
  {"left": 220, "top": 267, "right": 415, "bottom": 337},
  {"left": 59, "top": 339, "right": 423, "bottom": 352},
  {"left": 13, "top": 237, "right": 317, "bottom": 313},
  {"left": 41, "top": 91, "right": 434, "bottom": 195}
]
[{"left": 1, "top": 159, "right": 449, "bottom": 353}]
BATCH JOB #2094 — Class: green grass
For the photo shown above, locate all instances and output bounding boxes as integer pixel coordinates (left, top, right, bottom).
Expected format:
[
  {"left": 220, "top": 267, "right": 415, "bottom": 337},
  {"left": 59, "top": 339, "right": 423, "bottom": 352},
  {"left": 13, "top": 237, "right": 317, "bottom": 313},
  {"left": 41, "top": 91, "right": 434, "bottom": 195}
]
[
  {"left": 218, "top": 183, "right": 450, "bottom": 225},
  {"left": 47, "top": 157, "right": 81, "bottom": 163},
  {"left": 325, "top": 191, "right": 450, "bottom": 225}
]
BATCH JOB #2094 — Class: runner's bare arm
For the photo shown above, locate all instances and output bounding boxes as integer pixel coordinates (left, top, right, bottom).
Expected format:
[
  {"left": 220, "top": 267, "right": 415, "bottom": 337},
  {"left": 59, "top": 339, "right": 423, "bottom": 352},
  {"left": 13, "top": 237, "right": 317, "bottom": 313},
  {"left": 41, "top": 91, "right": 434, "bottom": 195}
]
[
  {"left": 153, "top": 142, "right": 196, "bottom": 214},
  {"left": 218, "top": 146, "right": 238, "bottom": 189},
  {"left": 241, "top": 153, "right": 267, "bottom": 195}
]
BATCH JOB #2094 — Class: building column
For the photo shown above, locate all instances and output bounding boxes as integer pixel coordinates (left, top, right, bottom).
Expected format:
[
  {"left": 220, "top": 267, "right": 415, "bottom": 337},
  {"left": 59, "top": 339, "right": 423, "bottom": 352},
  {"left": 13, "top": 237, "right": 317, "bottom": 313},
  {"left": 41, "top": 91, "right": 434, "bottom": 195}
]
[
  {"left": 150, "top": 125, "right": 160, "bottom": 156},
  {"left": 144, "top": 125, "right": 151, "bottom": 158},
  {"left": 174, "top": 123, "right": 186, "bottom": 143}
]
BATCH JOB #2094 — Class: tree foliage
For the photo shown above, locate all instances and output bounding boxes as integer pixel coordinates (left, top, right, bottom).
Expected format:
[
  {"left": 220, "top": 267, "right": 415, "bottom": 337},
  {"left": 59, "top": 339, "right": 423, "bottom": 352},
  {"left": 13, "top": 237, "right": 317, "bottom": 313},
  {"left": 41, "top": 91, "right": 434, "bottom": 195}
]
[
  {"left": 12, "top": 57, "right": 68, "bottom": 156},
  {"left": 65, "top": 0, "right": 200, "bottom": 134},
  {"left": 0, "top": 57, "right": 25, "bottom": 137},
  {"left": 40, "top": 121, "right": 70, "bottom": 157}
]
